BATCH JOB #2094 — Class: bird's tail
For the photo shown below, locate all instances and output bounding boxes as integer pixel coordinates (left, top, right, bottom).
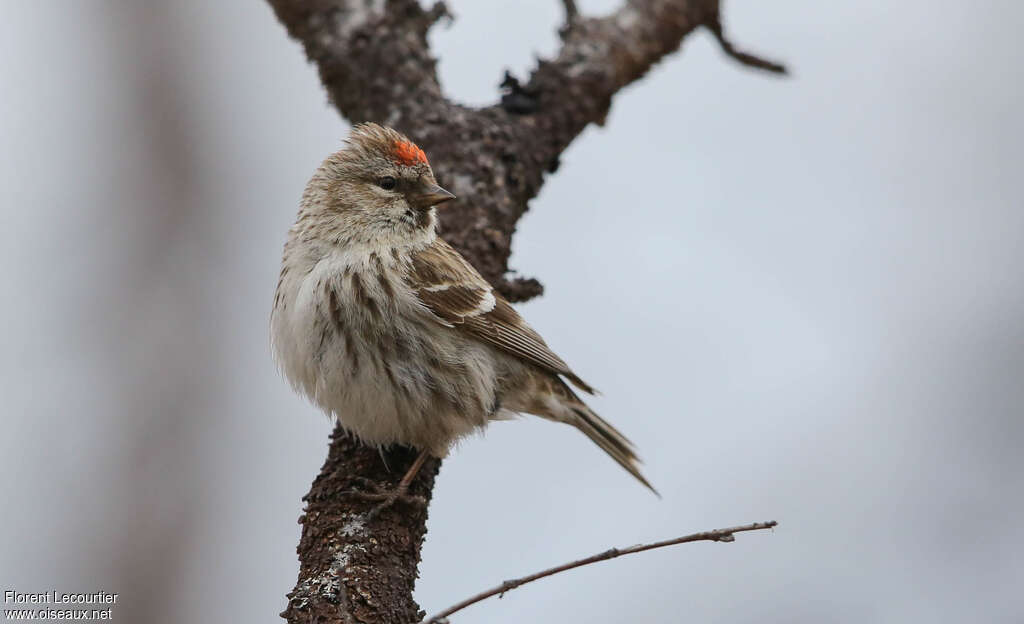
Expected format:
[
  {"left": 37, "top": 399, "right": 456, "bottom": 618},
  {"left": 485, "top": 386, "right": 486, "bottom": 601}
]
[{"left": 556, "top": 381, "right": 659, "bottom": 496}]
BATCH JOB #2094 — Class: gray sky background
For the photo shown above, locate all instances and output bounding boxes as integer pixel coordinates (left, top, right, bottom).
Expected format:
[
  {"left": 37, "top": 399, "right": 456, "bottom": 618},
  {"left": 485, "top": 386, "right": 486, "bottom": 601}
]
[{"left": 2, "top": 1, "right": 1022, "bottom": 622}]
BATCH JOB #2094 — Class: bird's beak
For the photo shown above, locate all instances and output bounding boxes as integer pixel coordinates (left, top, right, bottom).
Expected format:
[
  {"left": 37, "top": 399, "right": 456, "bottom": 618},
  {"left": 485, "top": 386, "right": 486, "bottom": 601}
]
[{"left": 411, "top": 183, "right": 456, "bottom": 210}]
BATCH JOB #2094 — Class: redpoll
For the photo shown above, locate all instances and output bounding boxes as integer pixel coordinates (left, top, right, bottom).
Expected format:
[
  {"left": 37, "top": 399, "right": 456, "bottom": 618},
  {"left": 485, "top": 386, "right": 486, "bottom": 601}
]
[{"left": 271, "top": 123, "right": 654, "bottom": 498}]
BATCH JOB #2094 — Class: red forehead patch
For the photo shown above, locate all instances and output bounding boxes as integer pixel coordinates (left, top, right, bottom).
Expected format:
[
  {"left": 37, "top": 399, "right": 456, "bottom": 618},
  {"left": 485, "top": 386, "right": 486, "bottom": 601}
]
[{"left": 393, "top": 140, "right": 428, "bottom": 166}]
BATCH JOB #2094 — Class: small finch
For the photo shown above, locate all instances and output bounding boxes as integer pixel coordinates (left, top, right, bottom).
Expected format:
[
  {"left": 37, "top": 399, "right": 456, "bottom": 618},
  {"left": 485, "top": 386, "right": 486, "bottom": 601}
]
[{"left": 271, "top": 123, "right": 654, "bottom": 499}]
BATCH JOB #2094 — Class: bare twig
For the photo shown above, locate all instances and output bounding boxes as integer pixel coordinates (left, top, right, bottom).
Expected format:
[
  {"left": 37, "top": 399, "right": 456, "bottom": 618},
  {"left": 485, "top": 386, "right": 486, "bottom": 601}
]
[
  {"left": 419, "top": 521, "right": 778, "bottom": 624},
  {"left": 706, "top": 12, "right": 788, "bottom": 74}
]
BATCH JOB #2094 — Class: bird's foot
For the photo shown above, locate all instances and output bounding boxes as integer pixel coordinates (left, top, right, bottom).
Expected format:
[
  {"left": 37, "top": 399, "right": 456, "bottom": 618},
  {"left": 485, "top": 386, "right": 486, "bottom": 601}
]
[{"left": 342, "top": 477, "right": 427, "bottom": 515}]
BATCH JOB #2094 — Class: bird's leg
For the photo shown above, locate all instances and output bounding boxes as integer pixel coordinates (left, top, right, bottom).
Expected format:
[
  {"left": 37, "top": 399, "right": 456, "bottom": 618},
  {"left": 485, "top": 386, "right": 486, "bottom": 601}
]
[
  {"left": 396, "top": 448, "right": 430, "bottom": 491},
  {"left": 343, "top": 449, "right": 430, "bottom": 513}
]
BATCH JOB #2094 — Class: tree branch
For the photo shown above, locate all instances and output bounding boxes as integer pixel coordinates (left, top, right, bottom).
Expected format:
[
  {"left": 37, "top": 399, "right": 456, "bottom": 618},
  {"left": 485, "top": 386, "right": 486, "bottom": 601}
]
[
  {"left": 265, "top": 0, "right": 451, "bottom": 126},
  {"left": 706, "top": 11, "right": 788, "bottom": 74},
  {"left": 512, "top": 0, "right": 720, "bottom": 162},
  {"left": 267, "top": 1, "right": 786, "bottom": 622},
  {"left": 561, "top": 0, "right": 579, "bottom": 23},
  {"left": 420, "top": 521, "right": 778, "bottom": 624},
  {"left": 281, "top": 429, "right": 441, "bottom": 624}
]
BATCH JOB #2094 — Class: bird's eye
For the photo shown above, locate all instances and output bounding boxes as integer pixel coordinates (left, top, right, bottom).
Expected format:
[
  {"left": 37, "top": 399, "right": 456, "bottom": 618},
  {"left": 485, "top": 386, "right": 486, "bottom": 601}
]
[{"left": 377, "top": 176, "right": 397, "bottom": 190}]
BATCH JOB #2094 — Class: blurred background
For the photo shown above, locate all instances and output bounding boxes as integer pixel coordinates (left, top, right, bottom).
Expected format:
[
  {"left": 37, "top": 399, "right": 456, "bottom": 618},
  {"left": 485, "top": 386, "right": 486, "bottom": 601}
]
[{"left": 2, "top": 1, "right": 1022, "bottom": 622}]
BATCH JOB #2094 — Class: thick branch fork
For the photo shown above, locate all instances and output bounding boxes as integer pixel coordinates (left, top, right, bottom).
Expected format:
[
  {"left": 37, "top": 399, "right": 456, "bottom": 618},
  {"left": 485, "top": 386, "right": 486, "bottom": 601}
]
[{"left": 267, "top": 1, "right": 786, "bottom": 622}]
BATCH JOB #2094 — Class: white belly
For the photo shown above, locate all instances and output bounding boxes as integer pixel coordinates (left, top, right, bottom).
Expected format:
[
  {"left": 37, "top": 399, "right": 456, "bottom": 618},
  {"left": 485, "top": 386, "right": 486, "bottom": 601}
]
[{"left": 271, "top": 248, "right": 499, "bottom": 455}]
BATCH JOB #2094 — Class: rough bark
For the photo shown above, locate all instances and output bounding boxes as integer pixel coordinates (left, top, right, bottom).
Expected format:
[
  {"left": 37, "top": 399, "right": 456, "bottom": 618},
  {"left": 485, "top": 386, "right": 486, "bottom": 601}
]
[
  {"left": 283, "top": 433, "right": 439, "bottom": 624},
  {"left": 267, "top": 1, "right": 783, "bottom": 622}
]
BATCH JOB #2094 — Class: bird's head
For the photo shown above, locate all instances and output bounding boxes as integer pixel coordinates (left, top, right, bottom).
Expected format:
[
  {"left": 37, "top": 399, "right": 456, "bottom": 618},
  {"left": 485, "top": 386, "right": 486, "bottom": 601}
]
[{"left": 300, "top": 123, "right": 455, "bottom": 245}]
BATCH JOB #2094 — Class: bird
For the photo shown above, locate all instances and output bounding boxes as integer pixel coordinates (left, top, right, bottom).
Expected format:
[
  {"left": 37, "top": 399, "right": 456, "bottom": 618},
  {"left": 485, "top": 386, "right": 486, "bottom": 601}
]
[{"left": 271, "top": 123, "right": 655, "bottom": 502}]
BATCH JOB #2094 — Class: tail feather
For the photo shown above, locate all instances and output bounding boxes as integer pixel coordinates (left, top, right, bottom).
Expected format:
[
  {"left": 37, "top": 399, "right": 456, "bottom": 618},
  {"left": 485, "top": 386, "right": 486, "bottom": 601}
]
[
  {"left": 514, "top": 374, "right": 658, "bottom": 495},
  {"left": 568, "top": 403, "right": 659, "bottom": 497},
  {"left": 565, "top": 371, "right": 597, "bottom": 395}
]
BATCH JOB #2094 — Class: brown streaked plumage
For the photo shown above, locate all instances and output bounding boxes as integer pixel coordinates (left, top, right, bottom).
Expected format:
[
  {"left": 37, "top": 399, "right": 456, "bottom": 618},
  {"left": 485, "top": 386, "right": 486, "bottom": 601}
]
[
  {"left": 271, "top": 122, "right": 655, "bottom": 496},
  {"left": 408, "top": 239, "right": 596, "bottom": 394}
]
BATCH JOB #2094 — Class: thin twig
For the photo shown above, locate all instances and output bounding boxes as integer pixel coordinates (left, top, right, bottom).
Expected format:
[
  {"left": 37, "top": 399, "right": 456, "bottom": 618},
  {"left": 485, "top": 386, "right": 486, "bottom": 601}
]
[
  {"left": 706, "top": 13, "right": 788, "bottom": 74},
  {"left": 419, "top": 520, "right": 778, "bottom": 624}
]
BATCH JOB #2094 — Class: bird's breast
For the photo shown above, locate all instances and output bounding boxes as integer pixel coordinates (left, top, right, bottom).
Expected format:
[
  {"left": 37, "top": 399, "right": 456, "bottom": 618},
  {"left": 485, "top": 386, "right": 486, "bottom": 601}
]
[{"left": 271, "top": 244, "right": 500, "bottom": 451}]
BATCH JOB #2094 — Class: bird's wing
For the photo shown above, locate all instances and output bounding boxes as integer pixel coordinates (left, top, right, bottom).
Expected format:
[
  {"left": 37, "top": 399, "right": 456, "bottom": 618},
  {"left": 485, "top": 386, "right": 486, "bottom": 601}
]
[{"left": 406, "top": 238, "right": 595, "bottom": 394}]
